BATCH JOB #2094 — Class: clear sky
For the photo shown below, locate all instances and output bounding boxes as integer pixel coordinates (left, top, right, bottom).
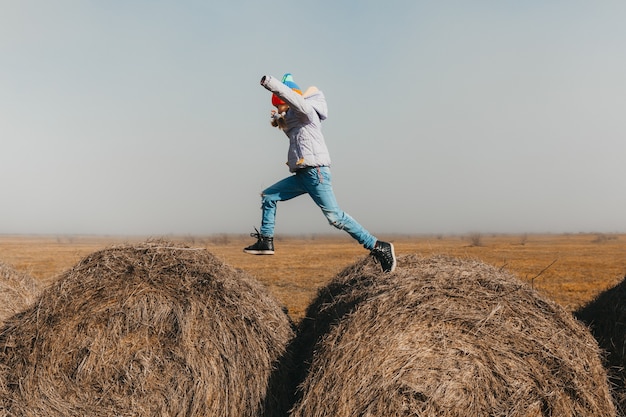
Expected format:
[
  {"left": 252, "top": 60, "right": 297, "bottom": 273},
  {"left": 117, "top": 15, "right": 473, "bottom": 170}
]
[{"left": 1, "top": 1, "right": 625, "bottom": 236}]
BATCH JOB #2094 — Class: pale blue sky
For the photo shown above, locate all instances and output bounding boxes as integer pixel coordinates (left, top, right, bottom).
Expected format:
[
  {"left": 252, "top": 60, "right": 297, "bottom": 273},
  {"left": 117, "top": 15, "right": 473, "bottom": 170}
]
[{"left": 1, "top": 1, "right": 625, "bottom": 236}]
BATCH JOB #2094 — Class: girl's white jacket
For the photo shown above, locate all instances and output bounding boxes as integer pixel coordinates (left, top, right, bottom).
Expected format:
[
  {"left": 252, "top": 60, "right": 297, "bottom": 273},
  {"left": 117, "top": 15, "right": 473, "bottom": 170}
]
[{"left": 261, "top": 75, "right": 332, "bottom": 172}]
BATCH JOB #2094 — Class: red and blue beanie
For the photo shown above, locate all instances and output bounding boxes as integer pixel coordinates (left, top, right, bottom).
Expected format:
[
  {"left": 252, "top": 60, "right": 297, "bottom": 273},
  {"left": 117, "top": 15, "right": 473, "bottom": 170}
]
[{"left": 272, "top": 73, "right": 302, "bottom": 106}]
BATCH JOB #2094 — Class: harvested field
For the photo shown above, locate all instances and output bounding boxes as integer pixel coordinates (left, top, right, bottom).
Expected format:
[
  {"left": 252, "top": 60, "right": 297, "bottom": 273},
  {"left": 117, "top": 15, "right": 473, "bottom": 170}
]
[
  {"left": 0, "top": 233, "right": 625, "bottom": 415},
  {"left": 0, "top": 241, "right": 294, "bottom": 417},
  {"left": 289, "top": 255, "right": 616, "bottom": 416},
  {"left": 0, "top": 261, "right": 40, "bottom": 323},
  {"left": 1, "top": 233, "right": 624, "bottom": 321}
]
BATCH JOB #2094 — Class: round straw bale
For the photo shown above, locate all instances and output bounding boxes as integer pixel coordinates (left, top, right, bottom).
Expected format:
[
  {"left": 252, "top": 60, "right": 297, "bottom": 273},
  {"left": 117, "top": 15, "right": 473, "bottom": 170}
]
[
  {"left": 0, "top": 241, "right": 294, "bottom": 417},
  {"left": 290, "top": 255, "right": 616, "bottom": 417},
  {"left": 0, "top": 261, "right": 41, "bottom": 323},
  {"left": 576, "top": 275, "right": 626, "bottom": 416}
]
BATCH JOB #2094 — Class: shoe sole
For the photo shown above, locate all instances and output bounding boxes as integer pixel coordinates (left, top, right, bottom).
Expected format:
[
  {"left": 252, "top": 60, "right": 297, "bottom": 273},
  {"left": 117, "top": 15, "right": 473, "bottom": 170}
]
[
  {"left": 243, "top": 249, "right": 275, "bottom": 255},
  {"left": 387, "top": 242, "right": 397, "bottom": 273}
]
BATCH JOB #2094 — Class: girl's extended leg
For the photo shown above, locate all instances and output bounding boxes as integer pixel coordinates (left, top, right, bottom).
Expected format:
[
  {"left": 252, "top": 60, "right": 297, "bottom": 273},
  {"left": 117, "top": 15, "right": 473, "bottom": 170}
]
[{"left": 297, "top": 167, "right": 377, "bottom": 250}]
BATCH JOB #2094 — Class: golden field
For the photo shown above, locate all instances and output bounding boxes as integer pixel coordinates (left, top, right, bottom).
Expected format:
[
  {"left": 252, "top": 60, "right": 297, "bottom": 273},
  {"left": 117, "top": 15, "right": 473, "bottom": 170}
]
[{"left": 1, "top": 233, "right": 625, "bottom": 322}]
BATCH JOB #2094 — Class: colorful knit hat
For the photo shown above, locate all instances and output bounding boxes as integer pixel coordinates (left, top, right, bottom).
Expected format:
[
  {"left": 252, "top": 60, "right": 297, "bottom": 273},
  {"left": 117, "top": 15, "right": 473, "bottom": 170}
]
[{"left": 272, "top": 73, "right": 302, "bottom": 106}]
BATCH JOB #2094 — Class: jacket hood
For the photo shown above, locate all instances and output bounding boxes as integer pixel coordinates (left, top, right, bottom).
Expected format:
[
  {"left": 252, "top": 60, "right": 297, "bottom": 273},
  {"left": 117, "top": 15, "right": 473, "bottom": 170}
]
[{"left": 303, "top": 87, "right": 328, "bottom": 121}]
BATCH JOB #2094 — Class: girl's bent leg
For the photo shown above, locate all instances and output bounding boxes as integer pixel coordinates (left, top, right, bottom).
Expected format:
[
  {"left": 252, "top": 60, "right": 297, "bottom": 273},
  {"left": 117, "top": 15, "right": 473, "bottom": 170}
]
[{"left": 259, "top": 175, "right": 307, "bottom": 237}]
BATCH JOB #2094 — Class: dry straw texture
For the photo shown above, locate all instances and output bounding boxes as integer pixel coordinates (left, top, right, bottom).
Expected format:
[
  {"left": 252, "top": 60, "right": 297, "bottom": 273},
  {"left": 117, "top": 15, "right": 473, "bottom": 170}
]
[
  {"left": 576, "top": 276, "right": 626, "bottom": 417},
  {"left": 0, "top": 241, "right": 294, "bottom": 417},
  {"left": 290, "top": 254, "right": 616, "bottom": 417},
  {"left": 0, "top": 261, "right": 41, "bottom": 323}
]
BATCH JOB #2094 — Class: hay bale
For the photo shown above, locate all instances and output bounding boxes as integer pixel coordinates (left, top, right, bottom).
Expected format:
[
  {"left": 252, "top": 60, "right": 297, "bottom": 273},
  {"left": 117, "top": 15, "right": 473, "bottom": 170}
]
[
  {"left": 290, "top": 255, "right": 616, "bottom": 417},
  {"left": 0, "top": 261, "right": 41, "bottom": 323},
  {"left": 0, "top": 241, "right": 294, "bottom": 417},
  {"left": 576, "top": 276, "right": 626, "bottom": 416}
]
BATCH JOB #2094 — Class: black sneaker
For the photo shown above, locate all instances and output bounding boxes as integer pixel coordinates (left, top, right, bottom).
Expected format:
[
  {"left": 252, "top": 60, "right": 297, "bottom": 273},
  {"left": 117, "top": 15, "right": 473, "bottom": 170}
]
[
  {"left": 370, "top": 241, "right": 396, "bottom": 273},
  {"left": 243, "top": 228, "right": 275, "bottom": 255}
]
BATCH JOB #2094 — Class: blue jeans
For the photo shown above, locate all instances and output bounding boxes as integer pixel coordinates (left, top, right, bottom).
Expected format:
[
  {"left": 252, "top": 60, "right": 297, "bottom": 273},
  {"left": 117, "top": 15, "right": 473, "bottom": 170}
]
[{"left": 259, "top": 166, "right": 377, "bottom": 250}]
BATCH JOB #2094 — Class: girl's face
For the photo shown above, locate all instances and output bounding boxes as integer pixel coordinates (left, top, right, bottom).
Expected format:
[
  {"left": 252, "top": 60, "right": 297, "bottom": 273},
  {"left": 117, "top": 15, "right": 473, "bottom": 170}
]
[{"left": 275, "top": 104, "right": 289, "bottom": 114}]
